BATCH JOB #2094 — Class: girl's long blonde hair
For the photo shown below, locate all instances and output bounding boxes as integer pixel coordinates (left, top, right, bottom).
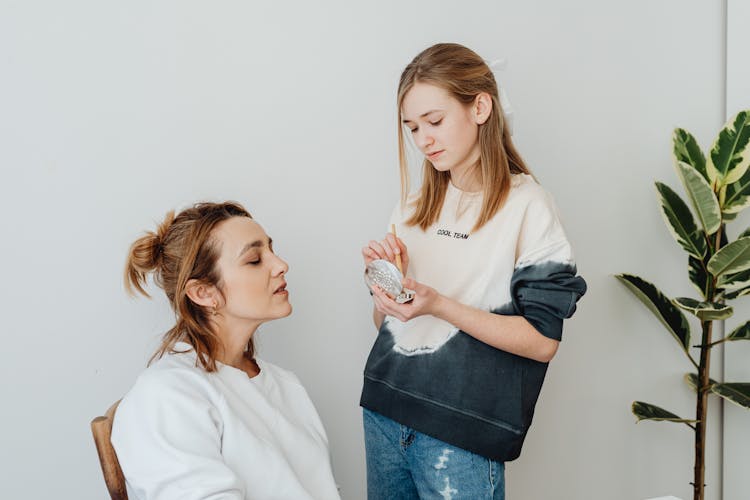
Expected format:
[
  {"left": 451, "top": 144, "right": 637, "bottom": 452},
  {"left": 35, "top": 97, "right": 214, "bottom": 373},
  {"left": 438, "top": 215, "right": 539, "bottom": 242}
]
[{"left": 397, "top": 43, "right": 531, "bottom": 232}]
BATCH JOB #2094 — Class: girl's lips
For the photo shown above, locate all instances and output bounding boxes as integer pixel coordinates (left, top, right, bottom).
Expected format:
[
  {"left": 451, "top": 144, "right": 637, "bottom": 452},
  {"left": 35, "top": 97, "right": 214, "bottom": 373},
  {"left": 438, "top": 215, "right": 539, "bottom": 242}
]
[{"left": 427, "top": 150, "right": 444, "bottom": 161}]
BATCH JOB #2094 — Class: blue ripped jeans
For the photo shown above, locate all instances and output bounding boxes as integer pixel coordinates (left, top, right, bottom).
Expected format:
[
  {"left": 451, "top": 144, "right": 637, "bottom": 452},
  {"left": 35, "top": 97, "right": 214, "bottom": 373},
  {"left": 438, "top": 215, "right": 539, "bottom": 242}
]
[{"left": 363, "top": 408, "right": 505, "bottom": 500}]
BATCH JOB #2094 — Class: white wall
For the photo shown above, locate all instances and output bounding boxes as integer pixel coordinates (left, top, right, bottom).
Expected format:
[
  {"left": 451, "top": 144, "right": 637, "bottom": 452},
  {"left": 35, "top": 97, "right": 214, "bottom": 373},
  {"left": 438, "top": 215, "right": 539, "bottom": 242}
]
[
  {"left": 0, "top": 1, "right": 737, "bottom": 499},
  {"left": 724, "top": 1, "right": 750, "bottom": 498}
]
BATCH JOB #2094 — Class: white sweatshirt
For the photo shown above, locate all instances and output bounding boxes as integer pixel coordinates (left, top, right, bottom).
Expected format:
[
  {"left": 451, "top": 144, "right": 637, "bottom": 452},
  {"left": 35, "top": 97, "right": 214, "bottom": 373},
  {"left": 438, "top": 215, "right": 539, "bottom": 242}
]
[{"left": 111, "top": 343, "right": 341, "bottom": 500}]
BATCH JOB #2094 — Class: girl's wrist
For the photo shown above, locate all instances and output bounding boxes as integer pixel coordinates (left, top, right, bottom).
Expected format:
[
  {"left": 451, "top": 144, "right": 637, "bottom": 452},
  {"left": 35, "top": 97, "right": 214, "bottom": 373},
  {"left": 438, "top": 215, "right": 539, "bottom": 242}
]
[{"left": 430, "top": 293, "right": 451, "bottom": 319}]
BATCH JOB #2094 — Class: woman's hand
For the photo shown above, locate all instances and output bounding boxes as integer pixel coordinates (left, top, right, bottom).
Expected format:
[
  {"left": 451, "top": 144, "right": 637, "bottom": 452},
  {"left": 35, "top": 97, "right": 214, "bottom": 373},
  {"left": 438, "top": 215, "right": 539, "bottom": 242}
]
[
  {"left": 362, "top": 233, "right": 409, "bottom": 275},
  {"left": 371, "top": 277, "right": 442, "bottom": 323}
]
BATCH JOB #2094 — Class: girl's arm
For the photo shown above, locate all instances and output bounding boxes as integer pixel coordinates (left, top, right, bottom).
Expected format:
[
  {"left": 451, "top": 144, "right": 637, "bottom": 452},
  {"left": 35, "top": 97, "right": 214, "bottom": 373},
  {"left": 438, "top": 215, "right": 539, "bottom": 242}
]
[
  {"left": 433, "top": 293, "right": 559, "bottom": 363},
  {"left": 371, "top": 279, "right": 559, "bottom": 363}
]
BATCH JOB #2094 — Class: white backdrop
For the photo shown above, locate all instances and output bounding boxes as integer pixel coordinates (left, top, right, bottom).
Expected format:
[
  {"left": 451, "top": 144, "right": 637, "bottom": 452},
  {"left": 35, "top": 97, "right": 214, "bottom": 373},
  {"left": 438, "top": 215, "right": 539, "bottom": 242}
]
[
  {"left": 724, "top": 1, "right": 750, "bottom": 498},
  {"left": 0, "top": 1, "right": 740, "bottom": 499}
]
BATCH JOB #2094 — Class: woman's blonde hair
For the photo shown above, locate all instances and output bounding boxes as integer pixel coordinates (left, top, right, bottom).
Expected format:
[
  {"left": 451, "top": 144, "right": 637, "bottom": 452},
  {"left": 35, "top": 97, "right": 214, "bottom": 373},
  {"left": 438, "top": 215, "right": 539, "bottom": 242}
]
[
  {"left": 397, "top": 42, "right": 532, "bottom": 232},
  {"left": 124, "top": 201, "right": 254, "bottom": 372}
]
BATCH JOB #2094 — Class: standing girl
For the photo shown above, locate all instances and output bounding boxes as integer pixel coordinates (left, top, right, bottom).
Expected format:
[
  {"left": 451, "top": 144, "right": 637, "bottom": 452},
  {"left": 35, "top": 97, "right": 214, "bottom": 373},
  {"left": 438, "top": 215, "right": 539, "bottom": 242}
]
[{"left": 360, "top": 43, "right": 586, "bottom": 499}]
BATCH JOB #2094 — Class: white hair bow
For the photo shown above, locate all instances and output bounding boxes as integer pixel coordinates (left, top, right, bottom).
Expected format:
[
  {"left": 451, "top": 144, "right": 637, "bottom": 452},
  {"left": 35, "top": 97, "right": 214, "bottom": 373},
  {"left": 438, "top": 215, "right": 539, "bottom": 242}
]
[{"left": 487, "top": 58, "right": 514, "bottom": 136}]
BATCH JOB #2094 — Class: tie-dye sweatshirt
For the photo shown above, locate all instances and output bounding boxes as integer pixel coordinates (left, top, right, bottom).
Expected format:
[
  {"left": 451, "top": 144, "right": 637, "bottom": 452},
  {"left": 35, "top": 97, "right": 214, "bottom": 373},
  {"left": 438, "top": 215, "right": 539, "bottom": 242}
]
[{"left": 360, "top": 173, "right": 586, "bottom": 462}]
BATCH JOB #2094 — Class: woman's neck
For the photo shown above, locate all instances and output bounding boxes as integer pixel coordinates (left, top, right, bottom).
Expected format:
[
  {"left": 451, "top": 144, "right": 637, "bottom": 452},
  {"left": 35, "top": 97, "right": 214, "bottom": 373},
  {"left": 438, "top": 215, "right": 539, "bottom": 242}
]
[{"left": 215, "top": 319, "right": 261, "bottom": 377}]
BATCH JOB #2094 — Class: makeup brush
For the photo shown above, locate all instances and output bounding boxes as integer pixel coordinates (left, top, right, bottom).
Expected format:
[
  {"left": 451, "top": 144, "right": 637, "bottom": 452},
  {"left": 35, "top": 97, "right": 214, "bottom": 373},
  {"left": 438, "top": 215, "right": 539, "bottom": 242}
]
[{"left": 391, "top": 224, "right": 403, "bottom": 275}]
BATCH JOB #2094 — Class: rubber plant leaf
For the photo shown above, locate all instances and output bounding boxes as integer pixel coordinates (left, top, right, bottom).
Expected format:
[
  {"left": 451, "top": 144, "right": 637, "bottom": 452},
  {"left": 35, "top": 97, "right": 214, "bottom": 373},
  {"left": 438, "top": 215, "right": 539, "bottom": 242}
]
[
  {"left": 707, "top": 237, "right": 750, "bottom": 277},
  {"left": 655, "top": 182, "right": 706, "bottom": 259},
  {"left": 673, "top": 297, "right": 733, "bottom": 321},
  {"left": 615, "top": 274, "right": 690, "bottom": 352},
  {"left": 726, "top": 320, "right": 750, "bottom": 341},
  {"left": 675, "top": 161, "right": 721, "bottom": 235},
  {"left": 673, "top": 128, "right": 708, "bottom": 181},
  {"left": 688, "top": 256, "right": 710, "bottom": 298},
  {"left": 708, "top": 110, "right": 750, "bottom": 186},
  {"left": 710, "top": 383, "right": 750, "bottom": 410},
  {"left": 632, "top": 401, "right": 697, "bottom": 424},
  {"left": 685, "top": 373, "right": 719, "bottom": 391},
  {"left": 723, "top": 166, "right": 750, "bottom": 215}
]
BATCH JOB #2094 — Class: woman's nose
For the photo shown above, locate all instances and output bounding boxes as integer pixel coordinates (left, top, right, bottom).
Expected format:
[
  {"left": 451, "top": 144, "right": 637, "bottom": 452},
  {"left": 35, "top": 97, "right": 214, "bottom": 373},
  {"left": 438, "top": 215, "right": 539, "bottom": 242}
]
[{"left": 272, "top": 254, "right": 289, "bottom": 276}]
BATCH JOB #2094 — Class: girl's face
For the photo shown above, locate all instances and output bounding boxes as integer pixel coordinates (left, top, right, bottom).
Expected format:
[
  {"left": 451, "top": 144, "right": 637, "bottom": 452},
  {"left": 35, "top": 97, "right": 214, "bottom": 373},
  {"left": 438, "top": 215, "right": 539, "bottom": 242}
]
[
  {"left": 401, "top": 82, "right": 482, "bottom": 178},
  {"left": 211, "top": 217, "right": 291, "bottom": 327}
]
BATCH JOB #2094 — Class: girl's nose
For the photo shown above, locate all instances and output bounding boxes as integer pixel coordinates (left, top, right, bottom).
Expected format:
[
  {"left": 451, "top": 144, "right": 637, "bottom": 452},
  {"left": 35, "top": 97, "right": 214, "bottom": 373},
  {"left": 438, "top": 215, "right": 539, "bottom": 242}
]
[{"left": 416, "top": 131, "right": 434, "bottom": 150}]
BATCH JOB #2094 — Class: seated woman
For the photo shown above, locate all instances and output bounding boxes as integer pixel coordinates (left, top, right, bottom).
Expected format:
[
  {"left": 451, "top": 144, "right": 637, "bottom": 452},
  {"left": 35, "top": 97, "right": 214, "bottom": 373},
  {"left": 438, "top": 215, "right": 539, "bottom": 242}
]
[{"left": 111, "top": 201, "right": 341, "bottom": 500}]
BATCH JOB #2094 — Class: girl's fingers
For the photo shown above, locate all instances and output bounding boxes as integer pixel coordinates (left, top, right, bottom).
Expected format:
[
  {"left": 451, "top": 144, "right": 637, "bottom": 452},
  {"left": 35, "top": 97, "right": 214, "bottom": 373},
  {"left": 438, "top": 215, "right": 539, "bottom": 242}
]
[
  {"left": 385, "top": 233, "right": 401, "bottom": 255},
  {"left": 379, "top": 239, "right": 395, "bottom": 261},
  {"left": 362, "top": 247, "right": 378, "bottom": 261},
  {"left": 402, "top": 277, "right": 417, "bottom": 290},
  {"left": 368, "top": 240, "right": 387, "bottom": 259}
]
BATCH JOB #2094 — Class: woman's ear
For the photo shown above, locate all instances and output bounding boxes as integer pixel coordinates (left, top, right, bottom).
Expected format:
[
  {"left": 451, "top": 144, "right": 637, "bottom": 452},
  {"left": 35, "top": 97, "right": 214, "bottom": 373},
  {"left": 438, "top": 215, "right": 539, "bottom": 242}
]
[
  {"left": 185, "top": 279, "right": 218, "bottom": 308},
  {"left": 473, "top": 92, "right": 493, "bottom": 125}
]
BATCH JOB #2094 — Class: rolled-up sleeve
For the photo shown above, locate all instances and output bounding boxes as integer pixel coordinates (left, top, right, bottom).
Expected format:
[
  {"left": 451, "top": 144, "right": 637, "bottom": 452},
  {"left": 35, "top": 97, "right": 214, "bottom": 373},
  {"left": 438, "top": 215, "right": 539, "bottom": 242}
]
[{"left": 510, "top": 190, "right": 586, "bottom": 341}]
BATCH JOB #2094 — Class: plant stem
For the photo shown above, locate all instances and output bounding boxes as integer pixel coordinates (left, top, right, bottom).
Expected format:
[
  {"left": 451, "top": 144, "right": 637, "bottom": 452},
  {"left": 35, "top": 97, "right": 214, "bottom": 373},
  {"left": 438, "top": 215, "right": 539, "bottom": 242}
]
[
  {"left": 693, "top": 320, "right": 711, "bottom": 500},
  {"left": 693, "top": 225, "right": 722, "bottom": 500}
]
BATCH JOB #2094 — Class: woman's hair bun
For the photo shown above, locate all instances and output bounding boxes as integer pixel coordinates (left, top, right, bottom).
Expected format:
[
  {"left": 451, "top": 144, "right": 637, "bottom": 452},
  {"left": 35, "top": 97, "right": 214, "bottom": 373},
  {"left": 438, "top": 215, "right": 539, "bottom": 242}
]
[{"left": 124, "top": 210, "right": 175, "bottom": 297}]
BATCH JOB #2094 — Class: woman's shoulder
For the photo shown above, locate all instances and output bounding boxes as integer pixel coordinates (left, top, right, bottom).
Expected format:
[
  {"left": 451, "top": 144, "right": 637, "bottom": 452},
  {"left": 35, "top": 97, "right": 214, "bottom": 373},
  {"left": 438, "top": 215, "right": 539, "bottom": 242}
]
[
  {"left": 121, "top": 345, "right": 215, "bottom": 406},
  {"left": 257, "top": 358, "right": 304, "bottom": 388}
]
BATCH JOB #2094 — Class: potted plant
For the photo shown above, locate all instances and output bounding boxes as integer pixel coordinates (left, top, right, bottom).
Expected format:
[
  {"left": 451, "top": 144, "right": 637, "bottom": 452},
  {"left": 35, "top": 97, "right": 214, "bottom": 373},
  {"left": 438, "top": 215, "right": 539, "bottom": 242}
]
[{"left": 615, "top": 110, "right": 750, "bottom": 500}]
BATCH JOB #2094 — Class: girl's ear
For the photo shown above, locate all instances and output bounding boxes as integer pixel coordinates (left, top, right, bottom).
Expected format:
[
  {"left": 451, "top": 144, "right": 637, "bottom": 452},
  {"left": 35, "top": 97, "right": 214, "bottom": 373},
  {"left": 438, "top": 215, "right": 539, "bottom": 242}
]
[
  {"left": 185, "top": 279, "right": 219, "bottom": 308},
  {"left": 473, "top": 92, "right": 493, "bottom": 125}
]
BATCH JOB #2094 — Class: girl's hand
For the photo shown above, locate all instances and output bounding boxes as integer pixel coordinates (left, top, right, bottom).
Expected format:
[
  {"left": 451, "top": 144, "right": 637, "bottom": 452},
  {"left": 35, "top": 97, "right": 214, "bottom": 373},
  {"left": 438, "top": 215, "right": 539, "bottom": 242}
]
[
  {"left": 362, "top": 233, "right": 410, "bottom": 275},
  {"left": 371, "top": 278, "right": 441, "bottom": 322}
]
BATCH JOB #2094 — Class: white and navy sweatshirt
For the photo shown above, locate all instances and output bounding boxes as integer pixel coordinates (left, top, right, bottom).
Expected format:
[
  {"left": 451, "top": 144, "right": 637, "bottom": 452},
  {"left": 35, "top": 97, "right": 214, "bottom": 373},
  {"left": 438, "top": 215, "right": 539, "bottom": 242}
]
[{"left": 360, "top": 173, "right": 586, "bottom": 462}]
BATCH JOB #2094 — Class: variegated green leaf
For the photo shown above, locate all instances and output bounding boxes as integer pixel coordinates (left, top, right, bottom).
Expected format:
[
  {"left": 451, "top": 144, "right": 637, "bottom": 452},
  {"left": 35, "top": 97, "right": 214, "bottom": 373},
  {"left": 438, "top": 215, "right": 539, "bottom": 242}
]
[
  {"left": 718, "top": 268, "right": 750, "bottom": 289},
  {"left": 685, "top": 373, "right": 719, "bottom": 391},
  {"left": 673, "top": 297, "right": 733, "bottom": 320},
  {"left": 632, "top": 401, "right": 697, "bottom": 424},
  {"left": 710, "top": 383, "right": 750, "bottom": 410},
  {"left": 707, "top": 237, "right": 750, "bottom": 277},
  {"left": 688, "top": 256, "right": 709, "bottom": 298},
  {"left": 740, "top": 227, "right": 750, "bottom": 239},
  {"left": 724, "top": 286, "right": 750, "bottom": 300},
  {"left": 675, "top": 161, "right": 721, "bottom": 234},
  {"left": 726, "top": 321, "right": 750, "bottom": 341},
  {"left": 723, "top": 166, "right": 750, "bottom": 214},
  {"left": 615, "top": 274, "right": 691, "bottom": 352},
  {"left": 674, "top": 128, "right": 708, "bottom": 181},
  {"left": 655, "top": 182, "right": 706, "bottom": 259},
  {"left": 709, "top": 110, "right": 750, "bottom": 186}
]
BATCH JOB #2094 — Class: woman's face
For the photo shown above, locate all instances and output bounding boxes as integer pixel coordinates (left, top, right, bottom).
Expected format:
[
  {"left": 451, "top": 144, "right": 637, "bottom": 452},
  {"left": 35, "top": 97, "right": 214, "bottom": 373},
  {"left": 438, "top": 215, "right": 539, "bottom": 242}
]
[
  {"left": 212, "top": 217, "right": 291, "bottom": 326},
  {"left": 401, "top": 82, "right": 481, "bottom": 177}
]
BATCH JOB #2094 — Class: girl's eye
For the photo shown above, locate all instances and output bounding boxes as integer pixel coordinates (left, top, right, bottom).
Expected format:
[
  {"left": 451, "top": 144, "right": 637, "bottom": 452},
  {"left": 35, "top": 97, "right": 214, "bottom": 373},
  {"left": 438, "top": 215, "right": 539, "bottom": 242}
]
[
  {"left": 410, "top": 127, "right": 418, "bottom": 134},
  {"left": 247, "top": 260, "right": 260, "bottom": 265},
  {"left": 430, "top": 119, "right": 443, "bottom": 126}
]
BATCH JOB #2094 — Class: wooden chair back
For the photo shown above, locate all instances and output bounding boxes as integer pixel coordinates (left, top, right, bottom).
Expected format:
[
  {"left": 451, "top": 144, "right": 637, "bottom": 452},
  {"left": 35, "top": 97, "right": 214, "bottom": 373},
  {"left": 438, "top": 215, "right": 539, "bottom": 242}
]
[{"left": 90, "top": 400, "right": 128, "bottom": 500}]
